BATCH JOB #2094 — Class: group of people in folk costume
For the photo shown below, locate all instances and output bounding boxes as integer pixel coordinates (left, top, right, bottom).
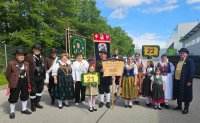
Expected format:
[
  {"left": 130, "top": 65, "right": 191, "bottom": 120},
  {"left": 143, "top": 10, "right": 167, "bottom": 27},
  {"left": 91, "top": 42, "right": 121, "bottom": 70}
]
[{"left": 6, "top": 43, "right": 195, "bottom": 119}]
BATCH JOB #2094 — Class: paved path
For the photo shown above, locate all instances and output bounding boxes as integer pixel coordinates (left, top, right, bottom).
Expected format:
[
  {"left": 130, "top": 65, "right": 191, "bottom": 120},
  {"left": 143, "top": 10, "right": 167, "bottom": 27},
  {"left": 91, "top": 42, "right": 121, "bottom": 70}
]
[{"left": 0, "top": 79, "right": 200, "bottom": 123}]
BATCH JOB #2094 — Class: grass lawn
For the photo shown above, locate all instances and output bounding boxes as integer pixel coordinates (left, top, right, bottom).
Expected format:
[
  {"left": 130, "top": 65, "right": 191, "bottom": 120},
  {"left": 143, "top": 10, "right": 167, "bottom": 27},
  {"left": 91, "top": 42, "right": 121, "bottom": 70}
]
[{"left": 0, "top": 74, "right": 8, "bottom": 86}]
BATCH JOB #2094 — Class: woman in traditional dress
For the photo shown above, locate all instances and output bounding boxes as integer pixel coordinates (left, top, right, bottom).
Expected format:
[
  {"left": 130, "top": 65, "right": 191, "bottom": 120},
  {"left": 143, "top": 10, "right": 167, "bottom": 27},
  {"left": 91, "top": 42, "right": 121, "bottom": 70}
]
[
  {"left": 133, "top": 53, "right": 145, "bottom": 105},
  {"left": 121, "top": 56, "right": 138, "bottom": 108},
  {"left": 142, "top": 60, "right": 154, "bottom": 107},
  {"left": 157, "top": 54, "right": 175, "bottom": 109},
  {"left": 72, "top": 52, "right": 89, "bottom": 105},
  {"left": 52, "top": 53, "right": 74, "bottom": 109}
]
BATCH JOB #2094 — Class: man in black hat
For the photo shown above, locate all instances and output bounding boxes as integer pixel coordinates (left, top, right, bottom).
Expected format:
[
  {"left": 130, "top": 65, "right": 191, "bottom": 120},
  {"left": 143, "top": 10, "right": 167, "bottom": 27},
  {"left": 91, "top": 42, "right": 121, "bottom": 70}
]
[
  {"left": 45, "top": 48, "right": 59, "bottom": 105},
  {"left": 26, "top": 44, "right": 46, "bottom": 112},
  {"left": 173, "top": 48, "right": 195, "bottom": 114},
  {"left": 6, "top": 48, "right": 32, "bottom": 119},
  {"left": 96, "top": 50, "right": 112, "bottom": 108}
]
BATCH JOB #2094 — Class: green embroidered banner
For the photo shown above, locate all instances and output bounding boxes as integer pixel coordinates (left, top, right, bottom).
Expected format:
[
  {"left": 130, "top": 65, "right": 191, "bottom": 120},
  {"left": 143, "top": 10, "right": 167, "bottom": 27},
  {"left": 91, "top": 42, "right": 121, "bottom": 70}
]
[{"left": 70, "top": 36, "right": 86, "bottom": 58}]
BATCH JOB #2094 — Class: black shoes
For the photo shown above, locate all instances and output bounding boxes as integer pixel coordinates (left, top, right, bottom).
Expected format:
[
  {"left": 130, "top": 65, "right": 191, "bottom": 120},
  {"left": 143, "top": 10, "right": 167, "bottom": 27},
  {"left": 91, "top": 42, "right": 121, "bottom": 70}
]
[
  {"left": 21, "top": 109, "right": 32, "bottom": 114},
  {"left": 51, "top": 98, "right": 55, "bottom": 105},
  {"left": 174, "top": 106, "right": 189, "bottom": 114},
  {"left": 124, "top": 105, "right": 128, "bottom": 108},
  {"left": 158, "top": 107, "right": 162, "bottom": 110},
  {"left": 88, "top": 107, "right": 97, "bottom": 112},
  {"left": 93, "top": 107, "right": 97, "bottom": 111},
  {"left": 134, "top": 101, "right": 140, "bottom": 105},
  {"left": 63, "top": 103, "right": 69, "bottom": 107},
  {"left": 182, "top": 108, "right": 189, "bottom": 114},
  {"left": 31, "top": 99, "right": 36, "bottom": 112},
  {"left": 36, "top": 103, "right": 43, "bottom": 109},
  {"left": 106, "top": 102, "right": 111, "bottom": 108},
  {"left": 99, "top": 102, "right": 104, "bottom": 108},
  {"left": 146, "top": 103, "right": 152, "bottom": 107},
  {"left": 9, "top": 110, "right": 32, "bottom": 119},
  {"left": 174, "top": 106, "right": 182, "bottom": 110},
  {"left": 9, "top": 112, "right": 15, "bottom": 119},
  {"left": 128, "top": 105, "right": 132, "bottom": 108},
  {"left": 165, "top": 105, "right": 170, "bottom": 109},
  {"left": 58, "top": 106, "right": 63, "bottom": 109},
  {"left": 88, "top": 107, "right": 93, "bottom": 112}
]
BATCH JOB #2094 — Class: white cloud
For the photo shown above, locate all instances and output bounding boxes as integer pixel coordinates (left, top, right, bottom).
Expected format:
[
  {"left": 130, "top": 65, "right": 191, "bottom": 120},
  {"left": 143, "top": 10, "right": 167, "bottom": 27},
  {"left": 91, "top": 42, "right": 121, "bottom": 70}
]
[
  {"left": 193, "top": 5, "right": 200, "bottom": 9},
  {"left": 165, "top": 0, "right": 177, "bottom": 4},
  {"left": 129, "top": 33, "right": 167, "bottom": 49},
  {"left": 142, "top": 4, "right": 179, "bottom": 13},
  {"left": 110, "top": 8, "right": 127, "bottom": 19},
  {"left": 100, "top": 0, "right": 179, "bottom": 19},
  {"left": 187, "top": 0, "right": 200, "bottom": 4},
  {"left": 105, "top": 0, "right": 155, "bottom": 9}
]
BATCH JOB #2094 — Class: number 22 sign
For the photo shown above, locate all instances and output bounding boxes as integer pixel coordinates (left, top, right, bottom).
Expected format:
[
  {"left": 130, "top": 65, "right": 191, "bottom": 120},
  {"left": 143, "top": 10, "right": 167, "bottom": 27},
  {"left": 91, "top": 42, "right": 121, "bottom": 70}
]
[
  {"left": 81, "top": 72, "right": 100, "bottom": 86},
  {"left": 142, "top": 45, "right": 160, "bottom": 57}
]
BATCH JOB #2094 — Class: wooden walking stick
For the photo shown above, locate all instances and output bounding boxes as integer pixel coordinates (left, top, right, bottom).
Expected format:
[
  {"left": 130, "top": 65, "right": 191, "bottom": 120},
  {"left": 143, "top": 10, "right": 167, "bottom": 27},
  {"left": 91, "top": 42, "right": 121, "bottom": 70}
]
[
  {"left": 90, "top": 82, "right": 92, "bottom": 107},
  {"left": 112, "top": 76, "right": 116, "bottom": 110}
]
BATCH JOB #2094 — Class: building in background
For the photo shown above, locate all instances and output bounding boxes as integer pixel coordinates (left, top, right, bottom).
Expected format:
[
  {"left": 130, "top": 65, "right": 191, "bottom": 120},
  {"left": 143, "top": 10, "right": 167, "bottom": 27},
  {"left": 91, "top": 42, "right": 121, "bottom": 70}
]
[
  {"left": 181, "top": 23, "right": 200, "bottom": 55},
  {"left": 166, "top": 22, "right": 198, "bottom": 55}
]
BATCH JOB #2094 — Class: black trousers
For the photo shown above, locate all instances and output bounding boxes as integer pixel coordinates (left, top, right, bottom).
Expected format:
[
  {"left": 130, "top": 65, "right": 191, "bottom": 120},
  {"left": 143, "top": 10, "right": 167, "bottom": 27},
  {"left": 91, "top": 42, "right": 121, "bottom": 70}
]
[
  {"left": 177, "top": 99, "right": 190, "bottom": 108},
  {"left": 98, "top": 84, "right": 110, "bottom": 94},
  {"left": 75, "top": 81, "right": 86, "bottom": 103},
  {"left": 175, "top": 80, "right": 190, "bottom": 108},
  {"left": 30, "top": 76, "right": 44, "bottom": 98},
  {"left": 48, "top": 76, "right": 55, "bottom": 99},
  {"left": 8, "top": 78, "right": 29, "bottom": 103},
  {"left": 115, "top": 76, "right": 120, "bottom": 85}
]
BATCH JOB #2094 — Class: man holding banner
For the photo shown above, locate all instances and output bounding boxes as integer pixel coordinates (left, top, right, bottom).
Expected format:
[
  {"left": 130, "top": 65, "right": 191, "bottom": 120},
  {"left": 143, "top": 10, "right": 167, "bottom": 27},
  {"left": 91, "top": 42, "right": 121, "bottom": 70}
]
[
  {"left": 45, "top": 48, "right": 59, "bottom": 105},
  {"left": 96, "top": 50, "right": 112, "bottom": 108}
]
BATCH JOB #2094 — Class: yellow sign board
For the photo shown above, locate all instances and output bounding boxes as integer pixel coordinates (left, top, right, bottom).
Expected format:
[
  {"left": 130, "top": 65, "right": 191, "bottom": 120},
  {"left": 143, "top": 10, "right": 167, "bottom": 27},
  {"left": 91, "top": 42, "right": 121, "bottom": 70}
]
[
  {"left": 102, "top": 60, "right": 124, "bottom": 76},
  {"left": 81, "top": 72, "right": 99, "bottom": 86},
  {"left": 142, "top": 45, "right": 160, "bottom": 57}
]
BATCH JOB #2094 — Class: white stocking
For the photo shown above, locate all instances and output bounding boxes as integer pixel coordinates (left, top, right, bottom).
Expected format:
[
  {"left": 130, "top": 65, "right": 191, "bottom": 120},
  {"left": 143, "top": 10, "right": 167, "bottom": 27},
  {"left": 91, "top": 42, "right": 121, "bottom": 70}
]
[
  {"left": 10, "top": 103, "right": 16, "bottom": 113},
  {"left": 105, "top": 93, "right": 110, "bottom": 102},
  {"left": 22, "top": 101, "right": 27, "bottom": 111},
  {"left": 100, "top": 94, "right": 104, "bottom": 103}
]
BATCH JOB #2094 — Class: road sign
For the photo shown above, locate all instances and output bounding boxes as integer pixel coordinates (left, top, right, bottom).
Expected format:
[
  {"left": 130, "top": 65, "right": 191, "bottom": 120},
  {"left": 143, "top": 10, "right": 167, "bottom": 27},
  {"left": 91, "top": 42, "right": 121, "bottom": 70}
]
[{"left": 142, "top": 45, "right": 160, "bottom": 57}]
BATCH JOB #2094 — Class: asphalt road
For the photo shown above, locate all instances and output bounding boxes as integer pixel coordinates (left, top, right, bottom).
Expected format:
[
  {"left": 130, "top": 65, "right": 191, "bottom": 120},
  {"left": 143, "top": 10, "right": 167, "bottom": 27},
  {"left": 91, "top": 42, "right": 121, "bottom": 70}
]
[{"left": 0, "top": 78, "right": 200, "bottom": 123}]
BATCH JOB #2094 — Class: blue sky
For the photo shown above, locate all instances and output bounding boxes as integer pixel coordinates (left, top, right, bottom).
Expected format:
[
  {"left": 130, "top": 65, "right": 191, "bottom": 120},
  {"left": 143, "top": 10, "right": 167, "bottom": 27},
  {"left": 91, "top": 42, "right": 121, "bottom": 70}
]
[{"left": 96, "top": 0, "right": 200, "bottom": 49}]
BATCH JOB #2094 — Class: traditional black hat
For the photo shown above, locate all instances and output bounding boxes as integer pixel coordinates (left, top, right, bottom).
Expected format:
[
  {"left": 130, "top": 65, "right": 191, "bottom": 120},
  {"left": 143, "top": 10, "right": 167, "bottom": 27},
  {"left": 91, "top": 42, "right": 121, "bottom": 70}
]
[
  {"left": 50, "top": 48, "right": 56, "bottom": 53},
  {"left": 178, "top": 48, "right": 189, "bottom": 54},
  {"left": 99, "top": 49, "right": 107, "bottom": 54},
  {"left": 13, "top": 48, "right": 27, "bottom": 55},
  {"left": 32, "top": 44, "right": 41, "bottom": 50}
]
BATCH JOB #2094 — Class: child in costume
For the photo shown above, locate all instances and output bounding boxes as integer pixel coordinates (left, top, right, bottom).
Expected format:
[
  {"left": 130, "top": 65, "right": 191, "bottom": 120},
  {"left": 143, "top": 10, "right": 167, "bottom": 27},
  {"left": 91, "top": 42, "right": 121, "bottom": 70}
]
[
  {"left": 151, "top": 67, "right": 165, "bottom": 110},
  {"left": 84, "top": 65, "right": 99, "bottom": 112},
  {"left": 142, "top": 60, "right": 154, "bottom": 107}
]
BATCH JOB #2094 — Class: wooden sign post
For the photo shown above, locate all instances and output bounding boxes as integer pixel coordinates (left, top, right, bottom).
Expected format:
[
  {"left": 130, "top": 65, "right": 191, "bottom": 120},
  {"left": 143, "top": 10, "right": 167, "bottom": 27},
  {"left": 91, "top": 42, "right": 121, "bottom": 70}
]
[{"left": 102, "top": 59, "right": 124, "bottom": 110}]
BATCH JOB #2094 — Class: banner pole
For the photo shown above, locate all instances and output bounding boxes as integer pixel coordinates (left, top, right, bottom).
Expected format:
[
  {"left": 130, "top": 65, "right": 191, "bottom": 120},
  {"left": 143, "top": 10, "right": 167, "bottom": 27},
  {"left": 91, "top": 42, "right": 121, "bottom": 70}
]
[{"left": 68, "top": 27, "right": 71, "bottom": 55}]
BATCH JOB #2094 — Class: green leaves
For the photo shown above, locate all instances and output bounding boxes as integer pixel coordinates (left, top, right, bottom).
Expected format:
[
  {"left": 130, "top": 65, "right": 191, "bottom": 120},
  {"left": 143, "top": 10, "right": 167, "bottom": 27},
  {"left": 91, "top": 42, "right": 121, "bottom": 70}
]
[{"left": 0, "top": 0, "right": 134, "bottom": 57}]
